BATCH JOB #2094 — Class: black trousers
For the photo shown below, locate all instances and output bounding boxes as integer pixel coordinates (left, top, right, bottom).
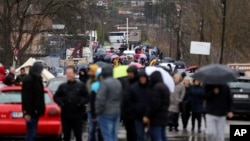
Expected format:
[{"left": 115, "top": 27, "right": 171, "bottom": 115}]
[
  {"left": 123, "top": 118, "right": 137, "bottom": 141},
  {"left": 181, "top": 111, "right": 190, "bottom": 129},
  {"left": 169, "top": 112, "right": 179, "bottom": 129},
  {"left": 191, "top": 112, "right": 202, "bottom": 130},
  {"left": 62, "top": 118, "right": 83, "bottom": 141}
]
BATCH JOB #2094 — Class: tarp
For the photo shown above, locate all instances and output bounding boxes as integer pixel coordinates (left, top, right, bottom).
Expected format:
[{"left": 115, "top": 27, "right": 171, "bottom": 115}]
[{"left": 16, "top": 57, "right": 55, "bottom": 81}]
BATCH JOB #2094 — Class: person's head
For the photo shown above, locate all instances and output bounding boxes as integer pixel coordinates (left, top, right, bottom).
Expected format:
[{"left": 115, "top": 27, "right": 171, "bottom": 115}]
[
  {"left": 101, "top": 64, "right": 113, "bottom": 79},
  {"left": 88, "top": 64, "right": 99, "bottom": 79},
  {"left": 173, "top": 73, "right": 182, "bottom": 84},
  {"left": 10, "top": 67, "right": 15, "bottom": 75},
  {"left": 127, "top": 66, "right": 138, "bottom": 80},
  {"left": 183, "top": 77, "right": 191, "bottom": 87},
  {"left": 193, "top": 79, "right": 201, "bottom": 86},
  {"left": 137, "top": 70, "right": 148, "bottom": 85},
  {"left": 20, "top": 68, "right": 26, "bottom": 75},
  {"left": 66, "top": 66, "right": 76, "bottom": 82},
  {"left": 29, "top": 62, "right": 43, "bottom": 77}
]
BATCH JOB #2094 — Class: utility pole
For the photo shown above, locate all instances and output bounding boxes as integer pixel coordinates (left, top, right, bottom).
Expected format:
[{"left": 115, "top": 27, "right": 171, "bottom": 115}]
[
  {"left": 219, "top": 0, "right": 227, "bottom": 64},
  {"left": 198, "top": 19, "right": 204, "bottom": 65},
  {"left": 126, "top": 18, "right": 129, "bottom": 50},
  {"left": 176, "top": 8, "right": 181, "bottom": 61}
]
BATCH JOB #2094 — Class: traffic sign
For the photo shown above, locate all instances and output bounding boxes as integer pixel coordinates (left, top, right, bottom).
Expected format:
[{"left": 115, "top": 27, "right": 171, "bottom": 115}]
[{"left": 117, "top": 27, "right": 138, "bottom": 30}]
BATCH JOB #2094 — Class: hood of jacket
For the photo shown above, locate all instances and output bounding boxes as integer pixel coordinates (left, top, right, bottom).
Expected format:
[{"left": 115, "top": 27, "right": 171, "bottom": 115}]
[
  {"left": 79, "top": 68, "right": 88, "bottom": 82},
  {"left": 137, "top": 69, "right": 149, "bottom": 86},
  {"left": 101, "top": 64, "right": 113, "bottom": 78},
  {"left": 127, "top": 65, "right": 138, "bottom": 83},
  {"left": 150, "top": 71, "right": 163, "bottom": 86},
  {"left": 29, "top": 62, "right": 44, "bottom": 77}
]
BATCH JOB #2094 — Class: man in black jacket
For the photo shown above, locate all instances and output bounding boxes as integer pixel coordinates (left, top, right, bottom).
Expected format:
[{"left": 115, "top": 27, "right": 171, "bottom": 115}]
[
  {"left": 204, "top": 84, "right": 233, "bottom": 141},
  {"left": 144, "top": 71, "right": 170, "bottom": 141},
  {"left": 120, "top": 66, "right": 138, "bottom": 141},
  {"left": 4, "top": 67, "right": 16, "bottom": 86},
  {"left": 21, "top": 62, "right": 45, "bottom": 141},
  {"left": 54, "top": 66, "right": 89, "bottom": 141}
]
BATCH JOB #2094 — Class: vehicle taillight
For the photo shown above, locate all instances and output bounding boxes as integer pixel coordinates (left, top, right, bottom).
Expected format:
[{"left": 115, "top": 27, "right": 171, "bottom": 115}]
[{"left": 48, "top": 108, "right": 60, "bottom": 117}]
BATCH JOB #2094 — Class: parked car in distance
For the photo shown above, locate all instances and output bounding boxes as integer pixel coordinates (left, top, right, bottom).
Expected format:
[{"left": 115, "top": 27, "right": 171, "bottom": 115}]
[
  {"left": 228, "top": 76, "right": 250, "bottom": 117},
  {"left": 56, "top": 67, "right": 64, "bottom": 77},
  {"left": 0, "top": 86, "right": 62, "bottom": 140}
]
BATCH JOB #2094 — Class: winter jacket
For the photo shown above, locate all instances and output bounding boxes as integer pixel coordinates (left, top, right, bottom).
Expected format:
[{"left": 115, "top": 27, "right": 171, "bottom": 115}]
[
  {"left": 146, "top": 71, "right": 170, "bottom": 126},
  {"left": 4, "top": 73, "right": 15, "bottom": 86},
  {"left": 129, "top": 70, "right": 150, "bottom": 120},
  {"left": 95, "top": 64, "right": 123, "bottom": 115},
  {"left": 169, "top": 82, "right": 185, "bottom": 113},
  {"left": 21, "top": 62, "right": 45, "bottom": 118},
  {"left": 204, "top": 84, "right": 233, "bottom": 116},
  {"left": 16, "top": 74, "right": 27, "bottom": 85},
  {"left": 120, "top": 66, "right": 138, "bottom": 119},
  {"left": 79, "top": 68, "right": 89, "bottom": 84},
  {"left": 190, "top": 86, "right": 204, "bottom": 112},
  {"left": 54, "top": 80, "right": 89, "bottom": 119},
  {"left": 0, "top": 65, "right": 5, "bottom": 82}
]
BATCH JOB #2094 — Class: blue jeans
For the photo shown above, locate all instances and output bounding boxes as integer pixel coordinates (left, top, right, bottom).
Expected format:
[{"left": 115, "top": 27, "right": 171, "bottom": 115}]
[
  {"left": 25, "top": 117, "right": 38, "bottom": 141},
  {"left": 97, "top": 115, "right": 120, "bottom": 141},
  {"left": 150, "top": 126, "right": 167, "bottom": 141},
  {"left": 135, "top": 120, "right": 145, "bottom": 141},
  {"left": 88, "top": 112, "right": 97, "bottom": 141}
]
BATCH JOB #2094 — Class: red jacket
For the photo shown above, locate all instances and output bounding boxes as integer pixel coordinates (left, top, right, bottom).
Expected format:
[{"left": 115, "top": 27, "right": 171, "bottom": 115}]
[{"left": 0, "top": 65, "right": 6, "bottom": 82}]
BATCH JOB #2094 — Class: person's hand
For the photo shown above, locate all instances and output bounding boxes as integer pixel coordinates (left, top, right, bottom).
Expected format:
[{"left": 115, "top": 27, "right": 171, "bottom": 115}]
[
  {"left": 214, "top": 88, "right": 220, "bottom": 94},
  {"left": 227, "top": 112, "right": 234, "bottom": 119},
  {"left": 143, "top": 116, "right": 150, "bottom": 124},
  {"left": 24, "top": 115, "right": 31, "bottom": 122}
]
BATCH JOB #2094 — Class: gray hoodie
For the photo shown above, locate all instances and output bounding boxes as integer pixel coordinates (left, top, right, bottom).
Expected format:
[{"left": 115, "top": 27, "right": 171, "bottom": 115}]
[{"left": 95, "top": 65, "right": 123, "bottom": 115}]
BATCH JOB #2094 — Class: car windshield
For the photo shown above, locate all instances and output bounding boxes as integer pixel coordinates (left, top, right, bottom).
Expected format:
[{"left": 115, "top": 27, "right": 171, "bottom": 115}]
[
  {"left": 0, "top": 91, "right": 52, "bottom": 104},
  {"left": 47, "top": 79, "right": 66, "bottom": 92},
  {"left": 228, "top": 81, "right": 250, "bottom": 89}
]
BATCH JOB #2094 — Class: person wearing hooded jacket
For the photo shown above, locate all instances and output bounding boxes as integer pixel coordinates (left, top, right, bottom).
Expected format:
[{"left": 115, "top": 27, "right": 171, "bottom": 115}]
[
  {"left": 95, "top": 64, "right": 123, "bottom": 141},
  {"left": 143, "top": 71, "right": 170, "bottom": 141},
  {"left": 79, "top": 67, "right": 89, "bottom": 84},
  {"left": 129, "top": 69, "right": 151, "bottom": 141},
  {"left": 21, "top": 62, "right": 45, "bottom": 141},
  {"left": 120, "top": 66, "right": 138, "bottom": 141}
]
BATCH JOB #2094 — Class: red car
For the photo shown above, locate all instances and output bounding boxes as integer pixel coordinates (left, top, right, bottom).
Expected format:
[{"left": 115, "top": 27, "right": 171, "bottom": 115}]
[{"left": 0, "top": 86, "right": 62, "bottom": 140}]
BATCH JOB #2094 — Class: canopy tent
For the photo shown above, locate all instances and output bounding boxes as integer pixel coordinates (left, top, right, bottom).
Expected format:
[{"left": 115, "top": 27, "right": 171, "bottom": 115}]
[{"left": 16, "top": 57, "right": 55, "bottom": 81}]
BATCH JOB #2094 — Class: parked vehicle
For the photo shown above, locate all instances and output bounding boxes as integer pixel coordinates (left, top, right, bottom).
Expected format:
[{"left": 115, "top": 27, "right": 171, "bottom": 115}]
[
  {"left": 229, "top": 76, "right": 250, "bottom": 116},
  {"left": 0, "top": 86, "right": 62, "bottom": 140},
  {"left": 46, "top": 77, "right": 67, "bottom": 94}
]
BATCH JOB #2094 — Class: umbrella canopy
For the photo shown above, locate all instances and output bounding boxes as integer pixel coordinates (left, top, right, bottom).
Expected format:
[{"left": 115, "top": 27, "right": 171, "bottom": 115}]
[
  {"left": 192, "top": 64, "right": 238, "bottom": 85},
  {"left": 146, "top": 66, "right": 175, "bottom": 93},
  {"left": 111, "top": 54, "right": 119, "bottom": 60},
  {"left": 163, "top": 57, "right": 175, "bottom": 63},
  {"left": 113, "top": 65, "right": 129, "bottom": 78},
  {"left": 129, "top": 62, "right": 143, "bottom": 68},
  {"left": 139, "top": 54, "right": 147, "bottom": 59},
  {"left": 104, "top": 55, "right": 112, "bottom": 61}
]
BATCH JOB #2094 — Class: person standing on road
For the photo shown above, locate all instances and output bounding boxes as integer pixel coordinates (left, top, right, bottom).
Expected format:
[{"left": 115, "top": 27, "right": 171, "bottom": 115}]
[
  {"left": 204, "top": 84, "right": 233, "bottom": 141},
  {"left": 54, "top": 66, "right": 89, "bottom": 141},
  {"left": 120, "top": 66, "right": 138, "bottom": 141},
  {"left": 21, "top": 62, "right": 45, "bottom": 141},
  {"left": 143, "top": 71, "right": 170, "bottom": 141},
  {"left": 16, "top": 68, "right": 27, "bottom": 85},
  {"left": 95, "top": 64, "right": 123, "bottom": 141},
  {"left": 129, "top": 70, "right": 150, "bottom": 141},
  {"left": 190, "top": 79, "right": 204, "bottom": 133},
  {"left": 180, "top": 77, "right": 192, "bottom": 132},
  {"left": 4, "top": 67, "right": 16, "bottom": 86},
  {"left": 168, "top": 74, "right": 185, "bottom": 132}
]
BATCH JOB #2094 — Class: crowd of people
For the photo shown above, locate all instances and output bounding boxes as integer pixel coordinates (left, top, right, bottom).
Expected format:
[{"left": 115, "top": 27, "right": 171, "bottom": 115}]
[{"left": 0, "top": 61, "right": 233, "bottom": 141}]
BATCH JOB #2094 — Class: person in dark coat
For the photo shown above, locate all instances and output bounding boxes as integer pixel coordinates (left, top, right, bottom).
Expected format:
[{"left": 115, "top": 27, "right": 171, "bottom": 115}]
[
  {"left": 4, "top": 67, "right": 16, "bottom": 86},
  {"left": 21, "top": 62, "right": 45, "bottom": 141},
  {"left": 144, "top": 71, "right": 170, "bottom": 141},
  {"left": 190, "top": 79, "right": 204, "bottom": 133},
  {"left": 204, "top": 84, "right": 233, "bottom": 141},
  {"left": 16, "top": 67, "right": 27, "bottom": 85},
  {"left": 120, "top": 66, "right": 138, "bottom": 141},
  {"left": 181, "top": 77, "right": 192, "bottom": 132},
  {"left": 54, "top": 66, "right": 89, "bottom": 141},
  {"left": 79, "top": 68, "right": 88, "bottom": 84},
  {"left": 129, "top": 70, "right": 150, "bottom": 141}
]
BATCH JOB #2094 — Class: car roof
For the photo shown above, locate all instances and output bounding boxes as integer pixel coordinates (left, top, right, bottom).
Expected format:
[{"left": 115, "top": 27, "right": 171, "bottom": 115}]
[
  {"left": 48, "top": 77, "right": 67, "bottom": 81},
  {"left": 0, "top": 86, "right": 50, "bottom": 92}
]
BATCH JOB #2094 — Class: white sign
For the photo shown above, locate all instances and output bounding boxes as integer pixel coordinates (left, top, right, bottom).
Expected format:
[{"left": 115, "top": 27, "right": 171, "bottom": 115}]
[
  {"left": 117, "top": 27, "right": 138, "bottom": 30},
  {"left": 190, "top": 41, "right": 211, "bottom": 55}
]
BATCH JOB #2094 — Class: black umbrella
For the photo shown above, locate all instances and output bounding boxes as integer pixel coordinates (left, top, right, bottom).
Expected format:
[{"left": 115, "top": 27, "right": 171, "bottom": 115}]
[
  {"left": 192, "top": 64, "right": 238, "bottom": 85},
  {"left": 95, "top": 61, "right": 107, "bottom": 68},
  {"left": 163, "top": 57, "right": 175, "bottom": 63}
]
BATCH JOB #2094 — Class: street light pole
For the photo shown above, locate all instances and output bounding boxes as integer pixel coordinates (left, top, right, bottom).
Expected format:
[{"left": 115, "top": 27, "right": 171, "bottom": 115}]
[
  {"left": 176, "top": 8, "right": 181, "bottom": 61},
  {"left": 219, "top": 0, "right": 227, "bottom": 64},
  {"left": 198, "top": 19, "right": 204, "bottom": 65},
  {"left": 126, "top": 18, "right": 129, "bottom": 50}
]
